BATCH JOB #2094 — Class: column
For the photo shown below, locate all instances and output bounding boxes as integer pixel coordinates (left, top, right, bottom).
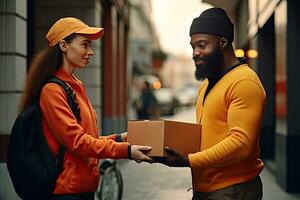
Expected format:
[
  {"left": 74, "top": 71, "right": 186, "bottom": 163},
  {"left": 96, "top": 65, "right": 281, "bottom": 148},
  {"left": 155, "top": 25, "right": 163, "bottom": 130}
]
[{"left": 0, "top": 0, "right": 27, "bottom": 199}]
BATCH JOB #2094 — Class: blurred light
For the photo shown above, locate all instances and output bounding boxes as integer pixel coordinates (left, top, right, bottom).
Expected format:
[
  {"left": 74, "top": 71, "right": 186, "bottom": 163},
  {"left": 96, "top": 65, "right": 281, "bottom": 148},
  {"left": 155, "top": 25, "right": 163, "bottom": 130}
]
[
  {"left": 152, "top": 81, "right": 161, "bottom": 90},
  {"left": 234, "top": 49, "right": 245, "bottom": 57},
  {"left": 246, "top": 49, "right": 258, "bottom": 58}
]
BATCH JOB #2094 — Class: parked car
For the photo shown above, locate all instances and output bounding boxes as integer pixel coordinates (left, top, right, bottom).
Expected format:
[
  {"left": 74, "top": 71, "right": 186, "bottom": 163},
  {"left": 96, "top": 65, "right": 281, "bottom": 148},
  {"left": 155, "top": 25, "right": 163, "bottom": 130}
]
[
  {"left": 154, "top": 88, "right": 178, "bottom": 116},
  {"left": 174, "top": 85, "right": 198, "bottom": 107}
]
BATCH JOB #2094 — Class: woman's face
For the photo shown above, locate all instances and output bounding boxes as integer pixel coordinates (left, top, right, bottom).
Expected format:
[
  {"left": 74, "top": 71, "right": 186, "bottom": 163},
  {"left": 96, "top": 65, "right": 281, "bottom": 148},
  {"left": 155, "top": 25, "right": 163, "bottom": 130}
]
[{"left": 62, "top": 34, "right": 94, "bottom": 68}]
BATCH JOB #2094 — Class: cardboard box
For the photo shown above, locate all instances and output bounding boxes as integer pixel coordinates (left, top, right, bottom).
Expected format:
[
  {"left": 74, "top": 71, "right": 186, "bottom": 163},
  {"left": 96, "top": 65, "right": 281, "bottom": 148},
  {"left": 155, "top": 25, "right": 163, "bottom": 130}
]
[{"left": 127, "top": 120, "right": 201, "bottom": 157}]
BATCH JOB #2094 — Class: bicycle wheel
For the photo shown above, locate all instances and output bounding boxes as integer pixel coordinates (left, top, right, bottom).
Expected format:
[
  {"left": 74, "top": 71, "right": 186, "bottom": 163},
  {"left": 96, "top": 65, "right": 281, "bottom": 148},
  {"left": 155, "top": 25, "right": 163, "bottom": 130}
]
[{"left": 97, "top": 165, "right": 123, "bottom": 200}]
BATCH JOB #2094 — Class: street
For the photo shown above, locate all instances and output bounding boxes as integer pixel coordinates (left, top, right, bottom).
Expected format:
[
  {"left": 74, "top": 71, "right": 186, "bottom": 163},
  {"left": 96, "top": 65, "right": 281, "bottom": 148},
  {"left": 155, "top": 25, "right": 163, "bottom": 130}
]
[{"left": 119, "top": 107, "right": 300, "bottom": 200}]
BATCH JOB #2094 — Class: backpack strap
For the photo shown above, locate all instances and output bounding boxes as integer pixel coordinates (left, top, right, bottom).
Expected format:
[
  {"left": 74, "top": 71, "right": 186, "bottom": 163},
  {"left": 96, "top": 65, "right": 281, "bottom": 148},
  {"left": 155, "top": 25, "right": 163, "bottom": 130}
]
[
  {"left": 46, "top": 76, "right": 81, "bottom": 166},
  {"left": 47, "top": 77, "right": 81, "bottom": 123}
]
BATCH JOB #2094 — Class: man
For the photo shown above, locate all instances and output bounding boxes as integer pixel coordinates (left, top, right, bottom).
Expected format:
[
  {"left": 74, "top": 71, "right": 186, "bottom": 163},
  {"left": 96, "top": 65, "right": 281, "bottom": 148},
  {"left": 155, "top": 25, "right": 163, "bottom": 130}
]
[
  {"left": 159, "top": 7, "right": 266, "bottom": 200},
  {"left": 134, "top": 81, "right": 159, "bottom": 119}
]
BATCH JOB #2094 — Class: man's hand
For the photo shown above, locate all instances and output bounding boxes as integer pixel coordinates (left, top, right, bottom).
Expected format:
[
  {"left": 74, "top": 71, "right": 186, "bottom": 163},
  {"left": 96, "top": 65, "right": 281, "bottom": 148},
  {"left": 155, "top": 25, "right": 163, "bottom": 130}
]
[
  {"left": 156, "top": 147, "right": 190, "bottom": 167},
  {"left": 131, "top": 145, "right": 154, "bottom": 164}
]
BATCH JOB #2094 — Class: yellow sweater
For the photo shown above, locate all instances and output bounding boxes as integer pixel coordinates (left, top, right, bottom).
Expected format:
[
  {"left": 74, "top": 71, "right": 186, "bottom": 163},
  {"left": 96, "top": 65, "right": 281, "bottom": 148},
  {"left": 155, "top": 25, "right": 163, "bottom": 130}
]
[{"left": 188, "top": 64, "right": 266, "bottom": 192}]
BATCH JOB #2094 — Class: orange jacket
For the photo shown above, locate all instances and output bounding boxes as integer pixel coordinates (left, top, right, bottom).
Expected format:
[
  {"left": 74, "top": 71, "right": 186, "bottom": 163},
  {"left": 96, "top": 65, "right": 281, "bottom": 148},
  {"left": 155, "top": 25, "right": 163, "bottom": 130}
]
[{"left": 40, "top": 68, "right": 129, "bottom": 194}]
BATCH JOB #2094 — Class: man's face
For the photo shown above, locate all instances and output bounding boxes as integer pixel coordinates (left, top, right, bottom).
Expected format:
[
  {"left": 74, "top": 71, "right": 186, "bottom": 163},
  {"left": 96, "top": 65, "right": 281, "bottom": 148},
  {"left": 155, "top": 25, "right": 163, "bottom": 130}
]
[{"left": 190, "top": 34, "right": 223, "bottom": 81}]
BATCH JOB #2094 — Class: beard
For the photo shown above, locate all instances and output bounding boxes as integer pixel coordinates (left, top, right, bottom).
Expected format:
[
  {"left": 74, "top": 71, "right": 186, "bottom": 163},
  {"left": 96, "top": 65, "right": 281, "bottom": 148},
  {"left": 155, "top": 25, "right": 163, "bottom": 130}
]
[{"left": 194, "top": 45, "right": 223, "bottom": 81}]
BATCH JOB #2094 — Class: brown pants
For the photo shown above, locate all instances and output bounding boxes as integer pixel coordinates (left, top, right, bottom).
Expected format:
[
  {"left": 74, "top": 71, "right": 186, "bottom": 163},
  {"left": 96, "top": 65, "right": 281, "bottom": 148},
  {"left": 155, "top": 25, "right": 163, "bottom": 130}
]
[{"left": 192, "top": 176, "right": 262, "bottom": 200}]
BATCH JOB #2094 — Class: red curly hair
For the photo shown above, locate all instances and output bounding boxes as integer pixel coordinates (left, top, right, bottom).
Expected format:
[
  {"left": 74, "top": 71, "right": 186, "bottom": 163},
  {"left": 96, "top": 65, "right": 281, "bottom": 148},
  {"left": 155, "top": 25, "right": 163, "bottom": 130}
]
[{"left": 19, "top": 34, "right": 77, "bottom": 112}]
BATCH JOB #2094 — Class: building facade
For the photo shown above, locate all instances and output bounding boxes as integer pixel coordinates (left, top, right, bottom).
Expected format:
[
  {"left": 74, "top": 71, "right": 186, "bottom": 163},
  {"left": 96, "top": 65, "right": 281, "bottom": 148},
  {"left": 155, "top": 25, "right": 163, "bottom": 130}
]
[{"left": 127, "top": 0, "right": 161, "bottom": 119}]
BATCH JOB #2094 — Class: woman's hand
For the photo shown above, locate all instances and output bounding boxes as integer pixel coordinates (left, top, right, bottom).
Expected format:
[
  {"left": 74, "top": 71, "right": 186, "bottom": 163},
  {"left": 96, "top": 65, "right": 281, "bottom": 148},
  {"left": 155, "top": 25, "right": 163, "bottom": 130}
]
[
  {"left": 121, "top": 132, "right": 127, "bottom": 142},
  {"left": 131, "top": 145, "right": 154, "bottom": 163}
]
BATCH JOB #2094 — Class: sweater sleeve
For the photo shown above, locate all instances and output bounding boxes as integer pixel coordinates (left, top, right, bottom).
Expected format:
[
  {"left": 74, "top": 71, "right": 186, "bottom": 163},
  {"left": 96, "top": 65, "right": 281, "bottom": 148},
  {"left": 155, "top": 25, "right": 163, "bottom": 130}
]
[
  {"left": 40, "top": 83, "right": 129, "bottom": 159},
  {"left": 188, "top": 79, "right": 266, "bottom": 168}
]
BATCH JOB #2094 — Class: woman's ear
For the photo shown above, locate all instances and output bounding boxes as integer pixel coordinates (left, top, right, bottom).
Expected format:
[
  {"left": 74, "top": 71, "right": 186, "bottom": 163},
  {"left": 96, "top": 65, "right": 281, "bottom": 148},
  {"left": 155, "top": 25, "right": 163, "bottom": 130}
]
[
  {"left": 59, "top": 40, "right": 68, "bottom": 52},
  {"left": 219, "top": 37, "right": 229, "bottom": 50}
]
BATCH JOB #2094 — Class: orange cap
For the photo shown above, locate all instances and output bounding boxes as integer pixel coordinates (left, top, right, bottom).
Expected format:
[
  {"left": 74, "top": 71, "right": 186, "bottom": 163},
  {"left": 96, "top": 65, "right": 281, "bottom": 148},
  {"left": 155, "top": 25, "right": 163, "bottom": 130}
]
[{"left": 46, "top": 17, "right": 104, "bottom": 47}]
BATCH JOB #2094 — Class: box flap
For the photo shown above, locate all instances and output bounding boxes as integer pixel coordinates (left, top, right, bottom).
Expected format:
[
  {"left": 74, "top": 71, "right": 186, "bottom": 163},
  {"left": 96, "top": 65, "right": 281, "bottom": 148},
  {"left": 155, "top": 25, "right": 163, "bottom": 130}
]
[
  {"left": 164, "top": 120, "right": 201, "bottom": 155},
  {"left": 127, "top": 120, "right": 164, "bottom": 156}
]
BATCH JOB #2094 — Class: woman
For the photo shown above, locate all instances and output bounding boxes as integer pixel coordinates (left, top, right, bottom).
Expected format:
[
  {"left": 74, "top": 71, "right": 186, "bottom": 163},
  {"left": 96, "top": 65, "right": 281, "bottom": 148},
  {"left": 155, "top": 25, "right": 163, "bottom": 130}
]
[{"left": 19, "top": 17, "right": 153, "bottom": 200}]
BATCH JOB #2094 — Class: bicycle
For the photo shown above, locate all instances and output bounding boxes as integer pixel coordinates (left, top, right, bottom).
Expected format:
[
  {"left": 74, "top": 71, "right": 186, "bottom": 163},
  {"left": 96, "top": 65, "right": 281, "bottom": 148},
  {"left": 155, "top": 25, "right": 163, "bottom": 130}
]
[{"left": 96, "top": 159, "right": 123, "bottom": 200}]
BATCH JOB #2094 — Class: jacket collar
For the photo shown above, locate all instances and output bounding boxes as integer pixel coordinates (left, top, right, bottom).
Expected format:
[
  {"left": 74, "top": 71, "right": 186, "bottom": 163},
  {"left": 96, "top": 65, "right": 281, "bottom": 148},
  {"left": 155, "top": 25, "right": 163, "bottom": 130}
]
[{"left": 54, "top": 68, "right": 82, "bottom": 87}]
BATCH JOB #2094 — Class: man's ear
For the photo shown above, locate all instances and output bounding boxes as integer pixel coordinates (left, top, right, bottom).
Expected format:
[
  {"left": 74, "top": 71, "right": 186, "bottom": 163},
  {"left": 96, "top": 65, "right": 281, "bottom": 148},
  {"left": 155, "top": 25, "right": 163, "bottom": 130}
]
[
  {"left": 59, "top": 40, "right": 68, "bottom": 52},
  {"left": 219, "top": 37, "right": 229, "bottom": 50}
]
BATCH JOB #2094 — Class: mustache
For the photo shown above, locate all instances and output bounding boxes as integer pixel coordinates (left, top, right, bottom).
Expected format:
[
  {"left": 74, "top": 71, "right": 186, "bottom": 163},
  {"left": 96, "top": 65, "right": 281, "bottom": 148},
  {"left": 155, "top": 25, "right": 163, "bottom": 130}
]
[{"left": 193, "top": 56, "right": 206, "bottom": 62}]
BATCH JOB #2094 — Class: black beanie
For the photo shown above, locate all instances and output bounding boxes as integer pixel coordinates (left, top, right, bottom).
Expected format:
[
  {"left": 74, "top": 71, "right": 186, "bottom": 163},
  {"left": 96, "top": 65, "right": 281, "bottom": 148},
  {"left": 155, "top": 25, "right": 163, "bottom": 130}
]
[{"left": 189, "top": 7, "right": 234, "bottom": 42}]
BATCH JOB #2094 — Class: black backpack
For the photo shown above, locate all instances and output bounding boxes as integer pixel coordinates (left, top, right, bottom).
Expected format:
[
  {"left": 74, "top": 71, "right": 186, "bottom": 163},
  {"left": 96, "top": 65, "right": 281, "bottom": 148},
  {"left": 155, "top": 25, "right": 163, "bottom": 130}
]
[{"left": 6, "top": 77, "right": 81, "bottom": 200}]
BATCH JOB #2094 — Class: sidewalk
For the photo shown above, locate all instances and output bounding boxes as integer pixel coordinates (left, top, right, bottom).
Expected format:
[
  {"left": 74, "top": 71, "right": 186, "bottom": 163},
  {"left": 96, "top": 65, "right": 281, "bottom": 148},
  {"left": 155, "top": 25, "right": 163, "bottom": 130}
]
[
  {"left": 261, "top": 166, "right": 300, "bottom": 200},
  {"left": 119, "top": 160, "right": 193, "bottom": 200},
  {"left": 119, "top": 160, "right": 300, "bottom": 200}
]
